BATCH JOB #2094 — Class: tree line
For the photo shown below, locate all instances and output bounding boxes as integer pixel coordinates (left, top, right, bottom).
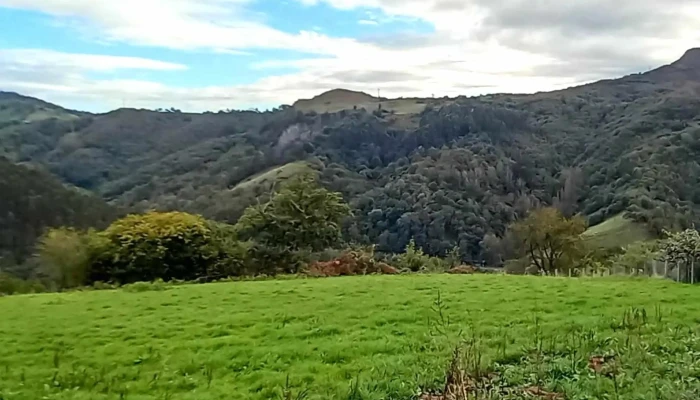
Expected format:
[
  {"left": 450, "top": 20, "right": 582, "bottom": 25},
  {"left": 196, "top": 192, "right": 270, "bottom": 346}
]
[{"left": 4, "top": 172, "right": 699, "bottom": 295}]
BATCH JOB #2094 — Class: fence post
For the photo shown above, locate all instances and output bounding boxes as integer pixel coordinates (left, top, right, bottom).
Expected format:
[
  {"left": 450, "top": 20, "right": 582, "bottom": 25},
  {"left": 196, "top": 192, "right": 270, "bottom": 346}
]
[
  {"left": 664, "top": 260, "right": 668, "bottom": 278},
  {"left": 692, "top": 259, "right": 695, "bottom": 284}
]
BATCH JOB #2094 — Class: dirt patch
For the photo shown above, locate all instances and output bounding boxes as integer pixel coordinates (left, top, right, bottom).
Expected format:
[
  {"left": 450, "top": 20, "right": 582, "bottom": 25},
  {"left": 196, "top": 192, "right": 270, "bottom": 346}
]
[{"left": 448, "top": 265, "right": 478, "bottom": 274}]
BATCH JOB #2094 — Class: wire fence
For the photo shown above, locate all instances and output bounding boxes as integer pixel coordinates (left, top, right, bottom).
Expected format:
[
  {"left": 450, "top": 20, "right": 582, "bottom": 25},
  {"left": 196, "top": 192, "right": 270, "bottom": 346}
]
[{"left": 549, "top": 260, "right": 699, "bottom": 284}]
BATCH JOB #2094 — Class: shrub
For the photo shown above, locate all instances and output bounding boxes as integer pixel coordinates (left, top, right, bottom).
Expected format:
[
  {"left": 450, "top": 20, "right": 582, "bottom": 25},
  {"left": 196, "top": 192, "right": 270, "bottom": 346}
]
[
  {"left": 206, "top": 240, "right": 252, "bottom": 279},
  {"left": 36, "top": 228, "right": 103, "bottom": 290},
  {"left": 306, "top": 246, "right": 398, "bottom": 277},
  {"left": 394, "top": 240, "right": 449, "bottom": 272},
  {"left": 247, "top": 244, "right": 305, "bottom": 276},
  {"left": 205, "top": 222, "right": 253, "bottom": 278},
  {"left": 90, "top": 211, "right": 221, "bottom": 284},
  {"left": 0, "top": 272, "right": 46, "bottom": 295}
]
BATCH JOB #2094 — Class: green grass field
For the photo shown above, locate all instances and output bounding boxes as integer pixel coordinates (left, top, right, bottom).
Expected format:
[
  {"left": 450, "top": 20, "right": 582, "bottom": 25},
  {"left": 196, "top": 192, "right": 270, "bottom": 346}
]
[{"left": 1, "top": 275, "right": 700, "bottom": 399}]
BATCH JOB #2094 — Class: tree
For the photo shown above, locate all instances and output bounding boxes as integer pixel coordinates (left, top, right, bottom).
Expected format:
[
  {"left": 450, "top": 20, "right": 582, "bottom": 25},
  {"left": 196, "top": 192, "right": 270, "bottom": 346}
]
[
  {"left": 511, "top": 208, "right": 587, "bottom": 275},
  {"left": 659, "top": 229, "right": 700, "bottom": 283},
  {"left": 235, "top": 175, "right": 351, "bottom": 252},
  {"left": 480, "top": 231, "right": 520, "bottom": 267},
  {"left": 554, "top": 168, "right": 584, "bottom": 217}
]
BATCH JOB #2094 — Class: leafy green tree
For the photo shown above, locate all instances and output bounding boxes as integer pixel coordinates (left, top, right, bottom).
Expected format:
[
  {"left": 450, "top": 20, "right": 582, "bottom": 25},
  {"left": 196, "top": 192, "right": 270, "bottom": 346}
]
[
  {"left": 511, "top": 208, "right": 587, "bottom": 275},
  {"left": 235, "top": 175, "right": 351, "bottom": 252}
]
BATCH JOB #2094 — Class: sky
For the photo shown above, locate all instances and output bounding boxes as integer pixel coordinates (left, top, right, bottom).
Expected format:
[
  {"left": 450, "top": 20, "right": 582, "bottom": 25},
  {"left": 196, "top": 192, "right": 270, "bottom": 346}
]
[{"left": 0, "top": 0, "right": 699, "bottom": 112}]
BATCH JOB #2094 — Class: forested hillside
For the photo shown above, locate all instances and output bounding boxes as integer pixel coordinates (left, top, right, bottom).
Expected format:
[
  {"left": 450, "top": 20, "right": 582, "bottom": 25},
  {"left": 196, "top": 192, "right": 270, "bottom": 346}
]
[
  {"left": 2, "top": 48, "right": 700, "bottom": 261},
  {"left": 0, "top": 158, "right": 116, "bottom": 270}
]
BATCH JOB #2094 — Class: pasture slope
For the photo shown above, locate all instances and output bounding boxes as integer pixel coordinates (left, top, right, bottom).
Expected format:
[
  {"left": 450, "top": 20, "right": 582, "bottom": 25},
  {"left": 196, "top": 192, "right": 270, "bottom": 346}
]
[{"left": 1, "top": 275, "right": 700, "bottom": 399}]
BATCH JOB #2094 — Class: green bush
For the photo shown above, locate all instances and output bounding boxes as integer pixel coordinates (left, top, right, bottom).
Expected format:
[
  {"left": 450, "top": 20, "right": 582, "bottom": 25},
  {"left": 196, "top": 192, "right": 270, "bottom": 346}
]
[
  {"left": 393, "top": 240, "right": 449, "bottom": 272},
  {"left": 36, "top": 228, "right": 103, "bottom": 290},
  {"left": 247, "top": 244, "right": 305, "bottom": 276},
  {"left": 203, "top": 221, "right": 252, "bottom": 278},
  {"left": 0, "top": 272, "right": 46, "bottom": 295},
  {"left": 90, "top": 211, "right": 223, "bottom": 284}
]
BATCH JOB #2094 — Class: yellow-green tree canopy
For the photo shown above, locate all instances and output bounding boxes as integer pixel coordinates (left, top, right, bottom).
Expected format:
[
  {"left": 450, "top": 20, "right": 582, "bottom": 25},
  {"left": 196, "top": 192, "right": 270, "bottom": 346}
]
[
  {"left": 511, "top": 208, "right": 587, "bottom": 274},
  {"left": 91, "top": 211, "right": 217, "bottom": 283}
]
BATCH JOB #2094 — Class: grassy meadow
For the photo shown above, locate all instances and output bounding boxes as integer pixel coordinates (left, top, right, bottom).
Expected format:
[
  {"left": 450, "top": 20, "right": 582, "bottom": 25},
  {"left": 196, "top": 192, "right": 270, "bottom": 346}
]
[{"left": 1, "top": 275, "right": 700, "bottom": 399}]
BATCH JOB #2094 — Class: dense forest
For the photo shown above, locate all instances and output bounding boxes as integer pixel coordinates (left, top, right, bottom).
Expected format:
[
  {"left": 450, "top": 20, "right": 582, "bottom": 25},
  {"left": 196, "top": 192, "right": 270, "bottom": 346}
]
[
  {"left": 0, "top": 158, "right": 116, "bottom": 271},
  {"left": 1, "top": 48, "right": 700, "bottom": 264}
]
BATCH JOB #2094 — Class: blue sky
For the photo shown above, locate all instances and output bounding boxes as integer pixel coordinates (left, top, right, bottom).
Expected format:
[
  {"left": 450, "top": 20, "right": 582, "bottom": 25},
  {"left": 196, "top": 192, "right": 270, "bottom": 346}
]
[{"left": 0, "top": 0, "right": 697, "bottom": 112}]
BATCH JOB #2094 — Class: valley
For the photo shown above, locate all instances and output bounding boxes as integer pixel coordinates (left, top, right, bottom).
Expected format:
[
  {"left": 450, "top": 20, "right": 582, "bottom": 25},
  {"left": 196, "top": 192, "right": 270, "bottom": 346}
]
[{"left": 2, "top": 49, "right": 700, "bottom": 266}]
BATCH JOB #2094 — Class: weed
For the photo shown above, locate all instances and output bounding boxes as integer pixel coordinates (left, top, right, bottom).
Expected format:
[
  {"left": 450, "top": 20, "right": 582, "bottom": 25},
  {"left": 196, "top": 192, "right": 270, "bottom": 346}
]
[{"left": 277, "top": 375, "right": 309, "bottom": 400}]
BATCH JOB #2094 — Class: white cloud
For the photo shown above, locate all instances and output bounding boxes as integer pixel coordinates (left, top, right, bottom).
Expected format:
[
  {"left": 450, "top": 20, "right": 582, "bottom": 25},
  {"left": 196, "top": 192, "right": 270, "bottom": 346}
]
[
  {"left": 0, "top": 0, "right": 366, "bottom": 56},
  {"left": 0, "top": 49, "right": 187, "bottom": 71},
  {"left": 0, "top": 0, "right": 698, "bottom": 112}
]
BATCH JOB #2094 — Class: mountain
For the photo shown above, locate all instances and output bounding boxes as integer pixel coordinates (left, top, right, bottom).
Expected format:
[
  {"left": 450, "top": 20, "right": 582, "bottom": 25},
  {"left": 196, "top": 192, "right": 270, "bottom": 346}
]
[
  {"left": 2, "top": 48, "right": 700, "bottom": 261},
  {"left": 0, "top": 157, "right": 116, "bottom": 270},
  {"left": 293, "top": 88, "right": 378, "bottom": 113}
]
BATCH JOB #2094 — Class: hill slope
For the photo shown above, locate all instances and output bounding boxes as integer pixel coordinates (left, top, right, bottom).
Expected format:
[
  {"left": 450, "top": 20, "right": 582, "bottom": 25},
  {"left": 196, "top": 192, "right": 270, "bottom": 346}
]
[
  {"left": 582, "top": 214, "right": 653, "bottom": 249},
  {"left": 2, "top": 49, "right": 700, "bottom": 259},
  {"left": 0, "top": 157, "right": 116, "bottom": 268}
]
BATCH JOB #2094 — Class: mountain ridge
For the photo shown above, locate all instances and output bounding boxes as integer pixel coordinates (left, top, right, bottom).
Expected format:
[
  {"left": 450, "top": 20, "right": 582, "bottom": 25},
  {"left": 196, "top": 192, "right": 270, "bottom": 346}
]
[{"left": 2, "top": 48, "right": 700, "bottom": 260}]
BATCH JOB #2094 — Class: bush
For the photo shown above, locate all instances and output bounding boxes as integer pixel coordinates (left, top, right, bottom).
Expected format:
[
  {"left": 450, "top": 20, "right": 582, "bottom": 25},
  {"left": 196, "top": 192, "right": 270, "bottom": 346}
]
[
  {"left": 247, "top": 244, "right": 305, "bottom": 276},
  {"left": 306, "top": 246, "right": 399, "bottom": 277},
  {"left": 393, "top": 240, "right": 449, "bottom": 272},
  {"left": 205, "top": 222, "right": 253, "bottom": 278},
  {"left": 90, "top": 212, "right": 222, "bottom": 284},
  {"left": 206, "top": 241, "right": 252, "bottom": 279},
  {"left": 36, "top": 228, "right": 103, "bottom": 290},
  {"left": 0, "top": 272, "right": 46, "bottom": 295}
]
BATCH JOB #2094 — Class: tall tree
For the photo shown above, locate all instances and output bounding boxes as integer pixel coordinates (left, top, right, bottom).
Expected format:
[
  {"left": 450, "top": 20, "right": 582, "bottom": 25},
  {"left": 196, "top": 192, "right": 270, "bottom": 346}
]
[
  {"left": 235, "top": 175, "right": 351, "bottom": 251},
  {"left": 554, "top": 168, "right": 584, "bottom": 218},
  {"left": 511, "top": 208, "right": 587, "bottom": 274}
]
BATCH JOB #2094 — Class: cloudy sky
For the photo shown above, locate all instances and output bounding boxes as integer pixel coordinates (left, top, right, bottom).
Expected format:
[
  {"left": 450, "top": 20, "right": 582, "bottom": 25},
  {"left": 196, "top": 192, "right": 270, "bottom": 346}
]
[{"left": 0, "top": 0, "right": 699, "bottom": 112}]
